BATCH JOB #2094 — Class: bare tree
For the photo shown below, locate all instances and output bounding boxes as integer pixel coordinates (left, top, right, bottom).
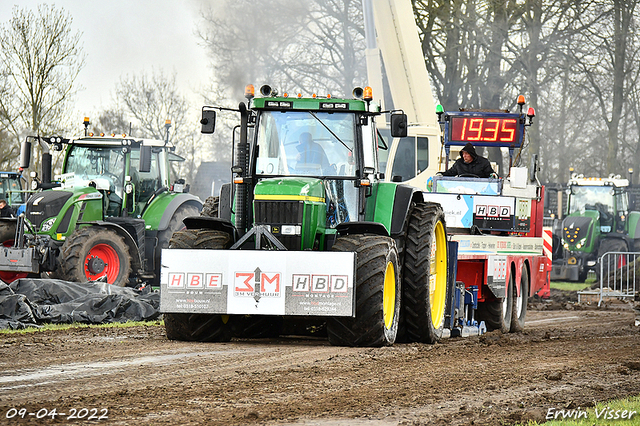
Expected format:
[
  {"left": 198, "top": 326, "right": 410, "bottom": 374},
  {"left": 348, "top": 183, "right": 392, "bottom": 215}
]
[
  {"left": 0, "top": 4, "right": 84, "bottom": 170},
  {"left": 198, "top": 0, "right": 365, "bottom": 100},
  {"left": 113, "top": 69, "right": 211, "bottom": 184}
]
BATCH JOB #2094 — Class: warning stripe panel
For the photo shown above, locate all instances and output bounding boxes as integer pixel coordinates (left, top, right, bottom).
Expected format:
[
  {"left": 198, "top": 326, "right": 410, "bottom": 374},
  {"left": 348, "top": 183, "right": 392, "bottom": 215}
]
[{"left": 542, "top": 227, "right": 553, "bottom": 262}]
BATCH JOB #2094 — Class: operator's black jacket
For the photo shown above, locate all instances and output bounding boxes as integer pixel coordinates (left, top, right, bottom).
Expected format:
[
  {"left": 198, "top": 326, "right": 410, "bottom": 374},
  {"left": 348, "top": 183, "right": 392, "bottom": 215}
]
[{"left": 441, "top": 142, "right": 497, "bottom": 178}]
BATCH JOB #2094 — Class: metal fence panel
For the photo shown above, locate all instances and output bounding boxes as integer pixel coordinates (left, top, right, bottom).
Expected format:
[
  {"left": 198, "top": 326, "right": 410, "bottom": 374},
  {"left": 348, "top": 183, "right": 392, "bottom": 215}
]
[{"left": 577, "top": 251, "right": 639, "bottom": 306}]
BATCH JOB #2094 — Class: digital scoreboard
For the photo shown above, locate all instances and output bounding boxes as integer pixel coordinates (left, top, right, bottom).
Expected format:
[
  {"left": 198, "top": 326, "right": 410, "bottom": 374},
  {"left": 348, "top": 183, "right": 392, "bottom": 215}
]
[{"left": 445, "top": 113, "right": 524, "bottom": 148}]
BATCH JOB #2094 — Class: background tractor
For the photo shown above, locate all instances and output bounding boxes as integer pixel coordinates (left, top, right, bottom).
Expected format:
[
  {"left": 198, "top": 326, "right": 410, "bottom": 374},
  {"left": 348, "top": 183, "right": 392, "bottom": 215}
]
[
  {"left": 551, "top": 174, "right": 640, "bottom": 282},
  {"left": 0, "top": 130, "right": 202, "bottom": 287},
  {"left": 0, "top": 171, "right": 28, "bottom": 209}
]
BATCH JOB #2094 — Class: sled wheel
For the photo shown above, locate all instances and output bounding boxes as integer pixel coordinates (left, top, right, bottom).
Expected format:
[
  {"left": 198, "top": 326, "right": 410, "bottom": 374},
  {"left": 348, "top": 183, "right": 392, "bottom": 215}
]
[
  {"left": 510, "top": 264, "right": 528, "bottom": 332},
  {"left": 327, "top": 234, "right": 401, "bottom": 347},
  {"left": 60, "top": 227, "right": 131, "bottom": 286},
  {"left": 477, "top": 269, "right": 513, "bottom": 333},
  {"left": 164, "top": 229, "right": 235, "bottom": 342},
  {"left": 402, "top": 202, "right": 448, "bottom": 343},
  {"left": 0, "top": 221, "right": 28, "bottom": 283}
]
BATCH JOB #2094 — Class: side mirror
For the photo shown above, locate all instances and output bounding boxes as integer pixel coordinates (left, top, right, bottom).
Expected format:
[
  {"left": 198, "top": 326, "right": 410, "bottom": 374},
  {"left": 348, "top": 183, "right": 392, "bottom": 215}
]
[
  {"left": 140, "top": 146, "right": 152, "bottom": 173},
  {"left": 390, "top": 112, "right": 408, "bottom": 138},
  {"left": 20, "top": 140, "right": 32, "bottom": 169},
  {"left": 201, "top": 109, "right": 216, "bottom": 134}
]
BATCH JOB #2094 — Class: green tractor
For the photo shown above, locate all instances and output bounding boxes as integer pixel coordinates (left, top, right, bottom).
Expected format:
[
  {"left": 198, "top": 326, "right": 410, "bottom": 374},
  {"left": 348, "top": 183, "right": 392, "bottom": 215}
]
[
  {"left": 160, "top": 85, "right": 451, "bottom": 347},
  {"left": 550, "top": 174, "right": 640, "bottom": 282},
  {"left": 0, "top": 130, "right": 202, "bottom": 287}
]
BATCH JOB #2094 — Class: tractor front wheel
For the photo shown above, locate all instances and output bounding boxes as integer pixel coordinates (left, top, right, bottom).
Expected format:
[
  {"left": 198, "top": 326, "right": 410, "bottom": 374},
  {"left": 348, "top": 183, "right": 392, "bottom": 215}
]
[
  {"left": 59, "top": 227, "right": 131, "bottom": 286},
  {"left": 164, "top": 229, "right": 235, "bottom": 342},
  {"left": 327, "top": 234, "right": 401, "bottom": 347}
]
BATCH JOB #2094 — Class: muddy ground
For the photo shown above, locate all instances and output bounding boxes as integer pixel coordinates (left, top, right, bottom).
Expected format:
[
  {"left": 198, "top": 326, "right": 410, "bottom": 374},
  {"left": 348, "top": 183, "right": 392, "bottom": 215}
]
[{"left": 0, "top": 293, "right": 639, "bottom": 426}]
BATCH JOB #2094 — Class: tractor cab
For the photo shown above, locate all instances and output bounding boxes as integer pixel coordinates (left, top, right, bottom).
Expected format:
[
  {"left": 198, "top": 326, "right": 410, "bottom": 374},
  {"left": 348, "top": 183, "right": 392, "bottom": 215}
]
[
  {"left": 562, "top": 175, "right": 630, "bottom": 250},
  {"left": 61, "top": 137, "right": 177, "bottom": 218},
  {"left": 0, "top": 171, "right": 28, "bottom": 208}
]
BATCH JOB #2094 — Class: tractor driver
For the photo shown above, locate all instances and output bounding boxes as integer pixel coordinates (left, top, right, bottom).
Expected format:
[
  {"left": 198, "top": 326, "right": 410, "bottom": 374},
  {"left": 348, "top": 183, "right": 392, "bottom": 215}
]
[
  {"left": 295, "top": 132, "right": 333, "bottom": 174},
  {"left": 441, "top": 142, "right": 498, "bottom": 179}
]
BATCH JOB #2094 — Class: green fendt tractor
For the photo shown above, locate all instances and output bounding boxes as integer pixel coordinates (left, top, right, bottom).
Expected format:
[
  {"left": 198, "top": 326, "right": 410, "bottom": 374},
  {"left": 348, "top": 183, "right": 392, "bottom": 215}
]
[
  {"left": 160, "top": 85, "right": 451, "bottom": 347},
  {"left": 0, "top": 127, "right": 202, "bottom": 287},
  {"left": 550, "top": 174, "right": 640, "bottom": 282}
]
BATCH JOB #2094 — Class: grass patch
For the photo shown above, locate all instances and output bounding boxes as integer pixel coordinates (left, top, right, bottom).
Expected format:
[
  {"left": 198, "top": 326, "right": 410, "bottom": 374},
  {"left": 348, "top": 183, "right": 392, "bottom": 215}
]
[
  {"left": 550, "top": 282, "right": 591, "bottom": 291},
  {"left": 551, "top": 272, "right": 596, "bottom": 291},
  {"left": 0, "top": 320, "right": 163, "bottom": 335},
  {"left": 521, "top": 395, "right": 640, "bottom": 425}
]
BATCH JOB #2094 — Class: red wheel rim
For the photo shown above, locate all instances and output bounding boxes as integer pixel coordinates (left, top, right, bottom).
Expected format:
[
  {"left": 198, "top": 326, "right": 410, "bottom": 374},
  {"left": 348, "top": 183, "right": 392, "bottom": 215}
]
[
  {"left": 84, "top": 243, "right": 121, "bottom": 284},
  {"left": 0, "top": 239, "right": 28, "bottom": 283}
]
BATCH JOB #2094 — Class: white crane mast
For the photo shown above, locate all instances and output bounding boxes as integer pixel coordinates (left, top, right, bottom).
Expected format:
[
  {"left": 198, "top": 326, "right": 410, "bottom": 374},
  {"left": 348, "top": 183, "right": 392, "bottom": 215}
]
[{"left": 362, "top": 0, "right": 444, "bottom": 186}]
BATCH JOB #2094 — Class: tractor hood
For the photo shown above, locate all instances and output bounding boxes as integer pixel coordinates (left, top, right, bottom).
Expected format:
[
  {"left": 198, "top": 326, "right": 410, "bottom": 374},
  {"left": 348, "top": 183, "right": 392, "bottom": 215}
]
[
  {"left": 561, "top": 214, "right": 597, "bottom": 250},
  {"left": 253, "top": 177, "right": 327, "bottom": 250},
  {"left": 254, "top": 177, "right": 325, "bottom": 201},
  {"left": 26, "top": 187, "right": 102, "bottom": 233}
]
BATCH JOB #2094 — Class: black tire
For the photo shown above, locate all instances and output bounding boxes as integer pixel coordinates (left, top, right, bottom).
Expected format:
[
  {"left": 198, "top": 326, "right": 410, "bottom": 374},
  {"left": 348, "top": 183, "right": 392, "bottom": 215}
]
[
  {"left": 164, "top": 313, "right": 234, "bottom": 342},
  {"left": 164, "top": 229, "right": 235, "bottom": 342},
  {"left": 326, "top": 235, "right": 401, "bottom": 347},
  {"left": 201, "top": 196, "right": 219, "bottom": 218},
  {"left": 59, "top": 227, "right": 131, "bottom": 286},
  {"left": 577, "top": 267, "right": 589, "bottom": 283},
  {"left": 234, "top": 316, "right": 283, "bottom": 339},
  {"left": 402, "top": 203, "right": 448, "bottom": 343},
  {"left": 510, "top": 264, "right": 528, "bottom": 332},
  {"left": 155, "top": 204, "right": 201, "bottom": 283},
  {"left": 596, "top": 238, "right": 628, "bottom": 281},
  {"left": 477, "top": 270, "right": 513, "bottom": 333}
]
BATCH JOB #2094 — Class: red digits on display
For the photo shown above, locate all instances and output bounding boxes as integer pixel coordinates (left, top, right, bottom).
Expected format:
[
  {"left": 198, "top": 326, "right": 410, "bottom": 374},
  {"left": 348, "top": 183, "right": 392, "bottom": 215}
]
[{"left": 499, "top": 119, "right": 516, "bottom": 141}]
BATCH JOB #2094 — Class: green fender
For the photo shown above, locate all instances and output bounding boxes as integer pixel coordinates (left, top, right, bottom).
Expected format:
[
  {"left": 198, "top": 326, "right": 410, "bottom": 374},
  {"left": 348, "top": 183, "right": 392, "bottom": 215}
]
[
  {"left": 367, "top": 182, "right": 424, "bottom": 239},
  {"left": 141, "top": 192, "right": 203, "bottom": 231},
  {"left": 627, "top": 211, "right": 640, "bottom": 239}
]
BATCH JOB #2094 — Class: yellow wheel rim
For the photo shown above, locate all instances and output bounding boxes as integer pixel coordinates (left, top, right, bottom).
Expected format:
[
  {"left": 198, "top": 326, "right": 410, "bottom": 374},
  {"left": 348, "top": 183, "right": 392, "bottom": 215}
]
[
  {"left": 429, "top": 221, "right": 447, "bottom": 328},
  {"left": 383, "top": 260, "right": 396, "bottom": 329}
]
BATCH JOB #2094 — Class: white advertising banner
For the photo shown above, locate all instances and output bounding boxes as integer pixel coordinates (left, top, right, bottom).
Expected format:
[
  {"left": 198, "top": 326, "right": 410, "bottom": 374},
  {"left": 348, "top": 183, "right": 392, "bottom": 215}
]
[{"left": 160, "top": 249, "right": 356, "bottom": 317}]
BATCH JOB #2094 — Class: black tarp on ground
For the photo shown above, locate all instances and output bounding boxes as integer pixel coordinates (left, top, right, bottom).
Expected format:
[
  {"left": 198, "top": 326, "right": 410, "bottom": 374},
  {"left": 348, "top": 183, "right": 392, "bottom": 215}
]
[{"left": 0, "top": 278, "right": 160, "bottom": 330}]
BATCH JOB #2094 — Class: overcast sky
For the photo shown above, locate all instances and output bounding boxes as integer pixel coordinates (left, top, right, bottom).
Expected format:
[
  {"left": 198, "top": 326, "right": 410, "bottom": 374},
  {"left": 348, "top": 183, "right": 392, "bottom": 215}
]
[{"left": 0, "top": 0, "right": 210, "bottom": 127}]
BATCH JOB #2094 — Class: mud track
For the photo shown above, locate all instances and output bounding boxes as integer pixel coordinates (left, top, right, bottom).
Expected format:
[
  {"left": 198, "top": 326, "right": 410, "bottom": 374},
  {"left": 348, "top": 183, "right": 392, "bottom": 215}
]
[{"left": 0, "top": 304, "right": 639, "bottom": 425}]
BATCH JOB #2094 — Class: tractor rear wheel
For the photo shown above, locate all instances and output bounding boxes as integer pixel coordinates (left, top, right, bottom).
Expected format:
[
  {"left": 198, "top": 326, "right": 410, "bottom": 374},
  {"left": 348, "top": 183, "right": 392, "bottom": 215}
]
[
  {"left": 164, "top": 229, "right": 235, "bottom": 342},
  {"left": 510, "top": 264, "right": 528, "bottom": 332},
  {"left": 201, "top": 196, "right": 219, "bottom": 218},
  {"left": 596, "top": 238, "right": 628, "bottom": 282},
  {"left": 327, "top": 234, "right": 401, "bottom": 347},
  {"left": 402, "top": 203, "right": 448, "bottom": 343},
  {"left": 155, "top": 204, "right": 201, "bottom": 282},
  {"left": 0, "top": 221, "right": 28, "bottom": 283},
  {"left": 477, "top": 271, "right": 513, "bottom": 333},
  {"left": 59, "top": 227, "right": 131, "bottom": 286}
]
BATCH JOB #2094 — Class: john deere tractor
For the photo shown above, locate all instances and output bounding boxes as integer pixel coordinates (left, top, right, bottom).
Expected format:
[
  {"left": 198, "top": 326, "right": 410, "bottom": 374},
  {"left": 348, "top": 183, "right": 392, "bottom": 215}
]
[
  {"left": 160, "top": 85, "right": 450, "bottom": 347},
  {"left": 0, "top": 130, "right": 202, "bottom": 286},
  {"left": 551, "top": 174, "right": 640, "bottom": 282}
]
